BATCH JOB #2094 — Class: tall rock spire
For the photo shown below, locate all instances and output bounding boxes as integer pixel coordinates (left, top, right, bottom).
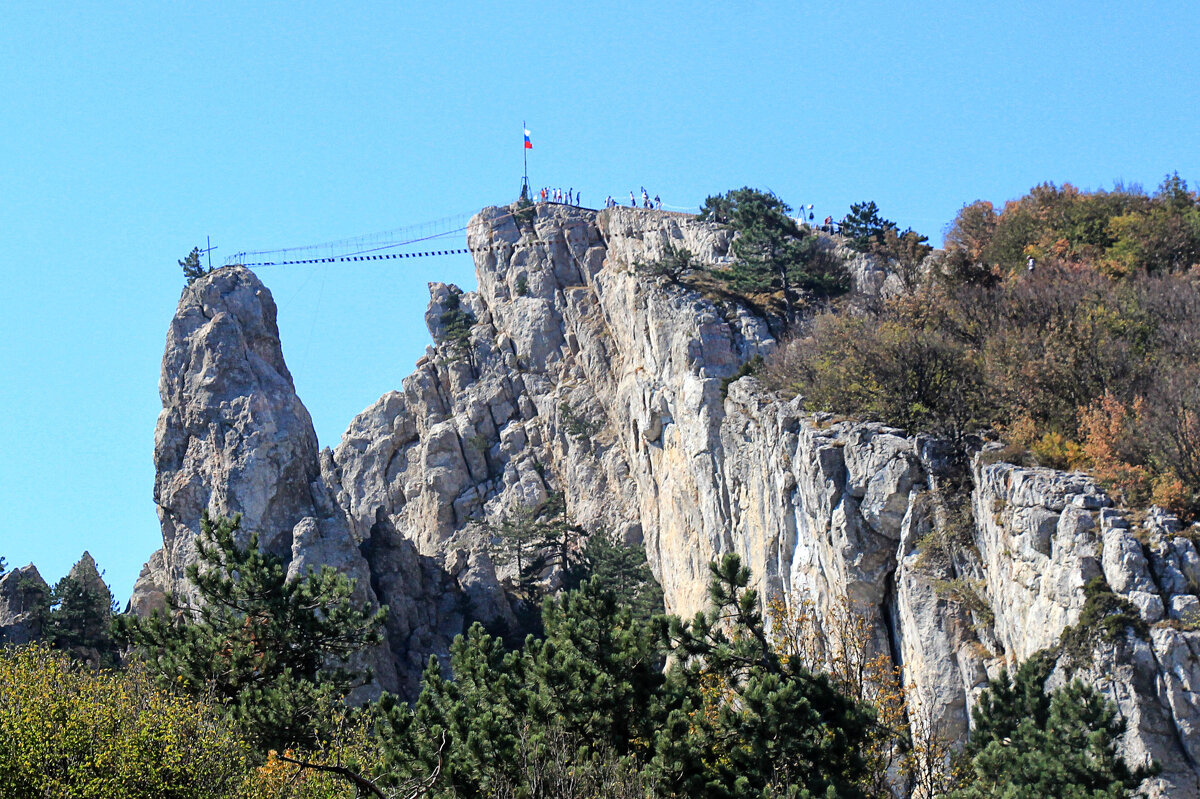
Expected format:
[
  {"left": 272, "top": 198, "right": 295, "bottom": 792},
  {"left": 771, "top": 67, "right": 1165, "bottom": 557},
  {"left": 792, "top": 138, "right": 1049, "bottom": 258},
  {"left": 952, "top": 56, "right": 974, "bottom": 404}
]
[{"left": 135, "top": 266, "right": 402, "bottom": 693}]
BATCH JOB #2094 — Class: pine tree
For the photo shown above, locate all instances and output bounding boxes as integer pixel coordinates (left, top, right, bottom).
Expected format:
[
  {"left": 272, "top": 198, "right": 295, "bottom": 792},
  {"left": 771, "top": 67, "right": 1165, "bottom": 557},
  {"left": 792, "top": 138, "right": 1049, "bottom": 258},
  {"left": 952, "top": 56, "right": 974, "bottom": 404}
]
[
  {"left": 377, "top": 553, "right": 877, "bottom": 798},
  {"left": 565, "top": 532, "right": 665, "bottom": 623},
  {"left": 525, "top": 577, "right": 666, "bottom": 757},
  {"left": 179, "top": 246, "right": 208, "bottom": 284},
  {"left": 380, "top": 625, "right": 527, "bottom": 797},
  {"left": 491, "top": 492, "right": 585, "bottom": 617},
  {"left": 700, "top": 187, "right": 848, "bottom": 323},
  {"left": 948, "top": 653, "right": 1155, "bottom": 798},
  {"left": 529, "top": 492, "right": 585, "bottom": 579},
  {"left": 117, "top": 512, "right": 385, "bottom": 754},
  {"left": 637, "top": 243, "right": 699, "bottom": 284},
  {"left": 40, "top": 557, "right": 118, "bottom": 668},
  {"left": 841, "top": 201, "right": 893, "bottom": 251},
  {"left": 648, "top": 554, "right": 874, "bottom": 799}
]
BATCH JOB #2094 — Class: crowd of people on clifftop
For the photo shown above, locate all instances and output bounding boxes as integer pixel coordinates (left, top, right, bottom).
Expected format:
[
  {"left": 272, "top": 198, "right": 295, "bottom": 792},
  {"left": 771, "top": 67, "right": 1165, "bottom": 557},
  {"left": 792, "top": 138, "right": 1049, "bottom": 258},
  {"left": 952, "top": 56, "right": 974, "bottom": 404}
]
[
  {"left": 602, "top": 187, "right": 661, "bottom": 209},
  {"left": 532, "top": 184, "right": 674, "bottom": 212},
  {"left": 536, "top": 186, "right": 582, "bottom": 206}
]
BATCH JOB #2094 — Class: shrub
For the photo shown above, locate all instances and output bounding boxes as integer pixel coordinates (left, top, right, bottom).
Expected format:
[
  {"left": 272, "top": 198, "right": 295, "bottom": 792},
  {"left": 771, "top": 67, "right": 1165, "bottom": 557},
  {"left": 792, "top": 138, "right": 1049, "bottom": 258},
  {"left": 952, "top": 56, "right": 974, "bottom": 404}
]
[
  {"left": 1058, "top": 577, "right": 1148, "bottom": 669},
  {"left": 559, "top": 400, "right": 600, "bottom": 441},
  {"left": 720, "top": 353, "right": 763, "bottom": 398},
  {"left": 772, "top": 293, "right": 994, "bottom": 440},
  {"left": 637, "top": 243, "right": 699, "bottom": 284},
  {"left": 0, "top": 644, "right": 249, "bottom": 799},
  {"left": 764, "top": 216, "right": 1200, "bottom": 518},
  {"left": 438, "top": 290, "right": 476, "bottom": 355}
]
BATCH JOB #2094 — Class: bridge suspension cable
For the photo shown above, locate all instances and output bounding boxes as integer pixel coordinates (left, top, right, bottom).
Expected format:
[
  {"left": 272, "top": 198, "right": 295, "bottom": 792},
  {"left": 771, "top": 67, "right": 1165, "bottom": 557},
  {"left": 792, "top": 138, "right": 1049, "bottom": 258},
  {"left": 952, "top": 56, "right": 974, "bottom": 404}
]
[
  {"left": 226, "top": 213, "right": 476, "bottom": 268},
  {"left": 222, "top": 202, "right": 690, "bottom": 269}
]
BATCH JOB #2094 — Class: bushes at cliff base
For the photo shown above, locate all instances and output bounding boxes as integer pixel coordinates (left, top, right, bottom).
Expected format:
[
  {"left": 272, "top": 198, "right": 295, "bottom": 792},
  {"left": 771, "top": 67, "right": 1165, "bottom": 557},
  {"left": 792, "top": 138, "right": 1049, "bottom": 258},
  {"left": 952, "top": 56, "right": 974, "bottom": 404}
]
[{"left": 0, "top": 644, "right": 249, "bottom": 799}]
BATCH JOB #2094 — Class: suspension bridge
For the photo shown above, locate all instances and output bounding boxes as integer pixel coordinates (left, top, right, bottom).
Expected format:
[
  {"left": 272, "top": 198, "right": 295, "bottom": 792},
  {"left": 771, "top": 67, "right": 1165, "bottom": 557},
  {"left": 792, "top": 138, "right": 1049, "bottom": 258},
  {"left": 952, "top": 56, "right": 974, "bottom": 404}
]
[
  {"left": 222, "top": 200, "right": 696, "bottom": 269},
  {"left": 224, "top": 213, "right": 479, "bottom": 268}
]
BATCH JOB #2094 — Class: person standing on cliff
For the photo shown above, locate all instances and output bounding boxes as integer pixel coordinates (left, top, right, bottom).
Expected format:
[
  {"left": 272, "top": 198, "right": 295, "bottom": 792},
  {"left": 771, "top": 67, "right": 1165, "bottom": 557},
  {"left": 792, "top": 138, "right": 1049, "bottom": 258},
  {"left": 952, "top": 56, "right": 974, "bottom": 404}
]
[
  {"left": 654, "top": 195, "right": 661, "bottom": 209},
  {"left": 630, "top": 191, "right": 636, "bottom": 207}
]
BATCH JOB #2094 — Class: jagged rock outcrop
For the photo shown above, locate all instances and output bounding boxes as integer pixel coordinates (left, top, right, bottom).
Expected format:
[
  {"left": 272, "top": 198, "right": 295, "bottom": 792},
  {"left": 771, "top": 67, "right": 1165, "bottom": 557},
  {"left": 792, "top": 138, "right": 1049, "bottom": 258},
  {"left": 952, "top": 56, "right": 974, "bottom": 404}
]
[
  {"left": 139, "top": 203, "right": 1200, "bottom": 794},
  {"left": 139, "top": 265, "right": 472, "bottom": 696},
  {"left": 67, "top": 552, "right": 107, "bottom": 599},
  {"left": 0, "top": 564, "right": 48, "bottom": 645}
]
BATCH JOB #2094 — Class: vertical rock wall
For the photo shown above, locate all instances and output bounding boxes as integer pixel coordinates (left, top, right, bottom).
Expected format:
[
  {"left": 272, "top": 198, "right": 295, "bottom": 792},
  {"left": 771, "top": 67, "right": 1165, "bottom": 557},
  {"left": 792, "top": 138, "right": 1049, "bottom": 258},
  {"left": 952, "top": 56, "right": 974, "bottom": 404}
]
[{"left": 139, "top": 203, "right": 1200, "bottom": 793}]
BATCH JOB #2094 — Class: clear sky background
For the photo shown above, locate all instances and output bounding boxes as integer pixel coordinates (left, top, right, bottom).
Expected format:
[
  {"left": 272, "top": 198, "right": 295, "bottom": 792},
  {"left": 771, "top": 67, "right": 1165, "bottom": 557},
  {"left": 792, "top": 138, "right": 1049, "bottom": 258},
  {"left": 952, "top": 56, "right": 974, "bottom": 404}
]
[{"left": 2, "top": 2, "right": 1198, "bottom": 602}]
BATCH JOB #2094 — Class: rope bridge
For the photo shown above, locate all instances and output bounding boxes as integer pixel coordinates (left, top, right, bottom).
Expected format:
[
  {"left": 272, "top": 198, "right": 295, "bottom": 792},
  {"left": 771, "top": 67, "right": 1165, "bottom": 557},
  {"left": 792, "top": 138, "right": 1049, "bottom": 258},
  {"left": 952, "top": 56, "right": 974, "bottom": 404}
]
[
  {"left": 225, "top": 202, "right": 695, "bottom": 269},
  {"left": 226, "top": 214, "right": 477, "bottom": 268}
]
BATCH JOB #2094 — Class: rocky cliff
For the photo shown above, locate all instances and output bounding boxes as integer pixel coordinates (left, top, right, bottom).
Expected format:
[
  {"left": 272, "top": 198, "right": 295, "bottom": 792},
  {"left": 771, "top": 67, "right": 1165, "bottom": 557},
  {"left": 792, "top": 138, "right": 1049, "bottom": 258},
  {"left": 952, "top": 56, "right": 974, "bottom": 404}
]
[
  {"left": 138, "top": 202, "right": 1200, "bottom": 796},
  {"left": 0, "top": 564, "right": 48, "bottom": 645}
]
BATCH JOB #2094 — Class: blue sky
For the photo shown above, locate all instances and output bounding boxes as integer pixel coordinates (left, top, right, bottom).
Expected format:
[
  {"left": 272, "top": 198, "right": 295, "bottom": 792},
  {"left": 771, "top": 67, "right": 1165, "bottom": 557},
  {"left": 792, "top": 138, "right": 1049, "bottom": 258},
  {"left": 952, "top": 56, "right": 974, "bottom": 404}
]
[{"left": 2, "top": 1, "right": 1197, "bottom": 601}]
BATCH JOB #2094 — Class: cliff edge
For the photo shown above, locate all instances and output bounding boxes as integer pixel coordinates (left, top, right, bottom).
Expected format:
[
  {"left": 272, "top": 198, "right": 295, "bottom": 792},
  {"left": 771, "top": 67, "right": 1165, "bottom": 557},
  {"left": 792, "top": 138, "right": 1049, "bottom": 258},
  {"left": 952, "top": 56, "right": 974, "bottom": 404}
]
[{"left": 137, "top": 202, "right": 1200, "bottom": 796}]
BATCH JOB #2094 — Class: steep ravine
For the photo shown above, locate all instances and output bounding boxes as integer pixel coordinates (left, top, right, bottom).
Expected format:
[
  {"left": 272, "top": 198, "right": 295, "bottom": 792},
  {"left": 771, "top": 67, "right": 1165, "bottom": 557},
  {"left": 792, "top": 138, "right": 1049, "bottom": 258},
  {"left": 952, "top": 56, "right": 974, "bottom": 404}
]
[{"left": 134, "top": 203, "right": 1200, "bottom": 796}]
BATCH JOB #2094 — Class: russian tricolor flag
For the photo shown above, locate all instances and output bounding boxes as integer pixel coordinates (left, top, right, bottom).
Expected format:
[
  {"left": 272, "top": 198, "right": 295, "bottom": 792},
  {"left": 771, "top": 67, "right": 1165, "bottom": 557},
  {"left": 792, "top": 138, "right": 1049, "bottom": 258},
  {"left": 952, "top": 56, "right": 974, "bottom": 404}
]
[{"left": 524, "top": 129, "right": 532, "bottom": 149}]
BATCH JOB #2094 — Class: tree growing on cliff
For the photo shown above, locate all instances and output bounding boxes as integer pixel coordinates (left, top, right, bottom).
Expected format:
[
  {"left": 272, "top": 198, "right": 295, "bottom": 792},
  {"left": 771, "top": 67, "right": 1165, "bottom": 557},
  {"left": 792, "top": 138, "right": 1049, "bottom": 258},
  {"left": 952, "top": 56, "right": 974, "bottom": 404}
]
[
  {"left": 842, "top": 200, "right": 932, "bottom": 286},
  {"left": 637, "top": 243, "right": 699, "bottom": 285},
  {"left": 948, "top": 653, "right": 1154, "bottom": 799},
  {"left": 565, "top": 532, "right": 665, "bottom": 624},
  {"left": 841, "top": 201, "right": 893, "bottom": 252},
  {"left": 117, "top": 512, "right": 386, "bottom": 754},
  {"left": 180, "top": 246, "right": 208, "bottom": 284},
  {"left": 700, "top": 187, "right": 849, "bottom": 322}
]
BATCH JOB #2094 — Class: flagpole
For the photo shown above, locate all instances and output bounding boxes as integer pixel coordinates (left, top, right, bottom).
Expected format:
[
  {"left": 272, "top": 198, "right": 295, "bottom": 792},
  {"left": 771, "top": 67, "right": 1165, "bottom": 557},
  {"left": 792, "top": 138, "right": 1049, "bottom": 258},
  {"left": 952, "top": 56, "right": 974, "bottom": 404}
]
[{"left": 522, "top": 120, "right": 529, "bottom": 195}]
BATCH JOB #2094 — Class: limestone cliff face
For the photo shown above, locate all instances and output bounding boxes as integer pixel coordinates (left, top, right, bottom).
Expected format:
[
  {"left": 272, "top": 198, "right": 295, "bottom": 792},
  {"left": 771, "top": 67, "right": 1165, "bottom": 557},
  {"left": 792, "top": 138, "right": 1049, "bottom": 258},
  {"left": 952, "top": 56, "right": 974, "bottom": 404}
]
[
  {"left": 140, "top": 203, "right": 1200, "bottom": 795},
  {"left": 141, "top": 266, "right": 466, "bottom": 696}
]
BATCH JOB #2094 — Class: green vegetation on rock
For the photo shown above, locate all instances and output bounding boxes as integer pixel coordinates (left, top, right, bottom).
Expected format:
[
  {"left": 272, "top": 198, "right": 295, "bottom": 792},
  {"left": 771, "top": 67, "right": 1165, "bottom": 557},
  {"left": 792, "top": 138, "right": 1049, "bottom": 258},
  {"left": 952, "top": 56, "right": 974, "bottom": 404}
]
[
  {"left": 117, "top": 512, "right": 385, "bottom": 754},
  {"left": 948, "top": 653, "right": 1154, "bottom": 799},
  {"left": 700, "top": 187, "right": 849, "bottom": 322},
  {"left": 764, "top": 175, "right": 1200, "bottom": 517}
]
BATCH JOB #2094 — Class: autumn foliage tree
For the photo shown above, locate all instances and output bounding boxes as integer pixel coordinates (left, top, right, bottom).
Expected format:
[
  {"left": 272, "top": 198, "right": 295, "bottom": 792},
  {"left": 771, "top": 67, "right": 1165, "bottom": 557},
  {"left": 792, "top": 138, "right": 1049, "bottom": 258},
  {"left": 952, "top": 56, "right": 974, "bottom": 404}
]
[
  {"left": 940, "top": 174, "right": 1200, "bottom": 279},
  {"left": 0, "top": 644, "right": 250, "bottom": 799},
  {"left": 767, "top": 176, "right": 1200, "bottom": 518}
]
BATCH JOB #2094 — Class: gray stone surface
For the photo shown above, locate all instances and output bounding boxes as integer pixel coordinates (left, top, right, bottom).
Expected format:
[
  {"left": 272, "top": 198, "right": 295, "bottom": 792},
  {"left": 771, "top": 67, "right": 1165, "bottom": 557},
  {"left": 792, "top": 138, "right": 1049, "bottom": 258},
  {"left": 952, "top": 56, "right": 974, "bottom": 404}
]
[
  {"left": 134, "top": 204, "right": 1200, "bottom": 793},
  {"left": 0, "top": 564, "right": 48, "bottom": 645},
  {"left": 135, "top": 265, "right": 464, "bottom": 697}
]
